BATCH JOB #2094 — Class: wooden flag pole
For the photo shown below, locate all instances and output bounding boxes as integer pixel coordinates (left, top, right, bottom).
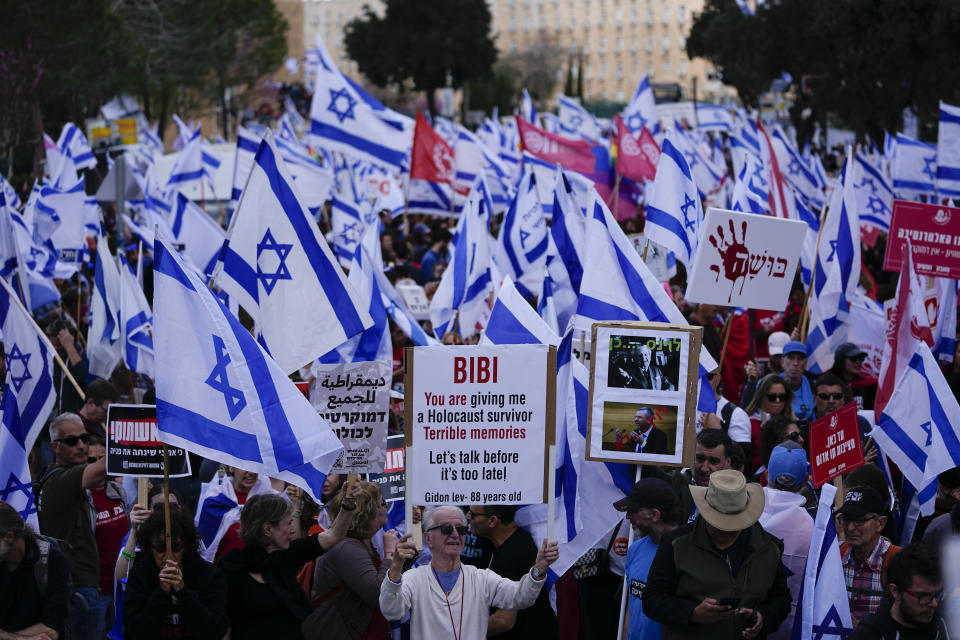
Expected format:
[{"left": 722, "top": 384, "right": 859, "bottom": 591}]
[
  {"left": 162, "top": 445, "right": 173, "bottom": 558},
  {"left": 611, "top": 173, "right": 622, "bottom": 220},
  {"left": 545, "top": 444, "right": 557, "bottom": 542},
  {"left": 717, "top": 311, "right": 735, "bottom": 374},
  {"left": 798, "top": 203, "right": 830, "bottom": 341}
]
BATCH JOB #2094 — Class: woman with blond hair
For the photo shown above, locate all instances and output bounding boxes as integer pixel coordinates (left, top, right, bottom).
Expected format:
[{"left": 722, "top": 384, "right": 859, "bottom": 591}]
[
  {"left": 743, "top": 374, "right": 796, "bottom": 473},
  {"left": 304, "top": 481, "right": 397, "bottom": 640}
]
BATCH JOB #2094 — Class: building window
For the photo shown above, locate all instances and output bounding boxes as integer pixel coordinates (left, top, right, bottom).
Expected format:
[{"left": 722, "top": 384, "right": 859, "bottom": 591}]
[
  {"left": 662, "top": 35, "right": 671, "bottom": 51},
  {"left": 679, "top": 60, "right": 688, "bottom": 76},
  {"left": 662, "top": 60, "right": 671, "bottom": 75}
]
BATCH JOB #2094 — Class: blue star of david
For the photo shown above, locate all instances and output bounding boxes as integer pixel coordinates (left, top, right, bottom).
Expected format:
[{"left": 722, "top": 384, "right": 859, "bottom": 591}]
[
  {"left": 751, "top": 167, "right": 768, "bottom": 189},
  {"left": 6, "top": 344, "right": 31, "bottom": 393},
  {"left": 0, "top": 472, "right": 37, "bottom": 520},
  {"left": 867, "top": 195, "right": 889, "bottom": 215},
  {"left": 204, "top": 335, "right": 246, "bottom": 420},
  {"left": 858, "top": 176, "right": 877, "bottom": 194},
  {"left": 923, "top": 156, "right": 937, "bottom": 181},
  {"left": 826, "top": 239, "right": 839, "bottom": 263},
  {"left": 626, "top": 113, "right": 645, "bottom": 132},
  {"left": 327, "top": 87, "right": 358, "bottom": 124},
  {"left": 256, "top": 228, "right": 293, "bottom": 295},
  {"left": 812, "top": 605, "right": 851, "bottom": 640},
  {"left": 568, "top": 114, "right": 584, "bottom": 128},
  {"left": 684, "top": 150, "right": 698, "bottom": 169},
  {"left": 680, "top": 193, "right": 698, "bottom": 232},
  {"left": 787, "top": 158, "right": 802, "bottom": 176}
]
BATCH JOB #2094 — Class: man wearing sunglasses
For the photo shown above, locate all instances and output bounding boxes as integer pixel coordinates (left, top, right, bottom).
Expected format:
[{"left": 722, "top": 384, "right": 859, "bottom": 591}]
[{"left": 37, "top": 412, "right": 110, "bottom": 640}]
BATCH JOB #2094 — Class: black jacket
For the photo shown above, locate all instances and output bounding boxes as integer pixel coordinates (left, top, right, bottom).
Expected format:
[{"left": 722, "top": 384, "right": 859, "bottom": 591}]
[
  {"left": 220, "top": 535, "right": 327, "bottom": 640},
  {"left": 847, "top": 598, "right": 950, "bottom": 640},
  {"left": 123, "top": 552, "right": 229, "bottom": 640}
]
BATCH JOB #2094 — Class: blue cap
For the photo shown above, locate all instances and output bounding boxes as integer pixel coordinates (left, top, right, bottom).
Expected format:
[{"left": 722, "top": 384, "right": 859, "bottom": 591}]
[
  {"left": 782, "top": 340, "right": 808, "bottom": 357},
  {"left": 768, "top": 443, "right": 808, "bottom": 490}
]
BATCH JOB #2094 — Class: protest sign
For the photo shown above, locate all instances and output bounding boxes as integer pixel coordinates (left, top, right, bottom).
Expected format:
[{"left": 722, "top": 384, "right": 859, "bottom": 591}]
[
  {"left": 366, "top": 434, "right": 405, "bottom": 503},
  {"left": 396, "top": 280, "right": 431, "bottom": 320},
  {"left": 627, "top": 233, "right": 670, "bottom": 282},
  {"left": 311, "top": 361, "right": 391, "bottom": 473},
  {"left": 106, "top": 405, "right": 191, "bottom": 477},
  {"left": 405, "top": 344, "right": 556, "bottom": 505},
  {"left": 884, "top": 200, "right": 960, "bottom": 278},
  {"left": 686, "top": 207, "right": 807, "bottom": 310},
  {"left": 586, "top": 322, "right": 702, "bottom": 466},
  {"left": 809, "top": 402, "right": 865, "bottom": 487}
]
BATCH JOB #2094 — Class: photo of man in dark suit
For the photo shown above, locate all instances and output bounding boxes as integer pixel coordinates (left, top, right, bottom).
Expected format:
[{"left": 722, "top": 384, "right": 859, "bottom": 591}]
[{"left": 611, "top": 407, "right": 668, "bottom": 454}]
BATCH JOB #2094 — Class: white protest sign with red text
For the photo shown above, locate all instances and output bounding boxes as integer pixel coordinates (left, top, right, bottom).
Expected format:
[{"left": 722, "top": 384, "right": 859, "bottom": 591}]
[
  {"left": 405, "top": 344, "right": 555, "bottom": 505},
  {"left": 685, "top": 207, "right": 807, "bottom": 310},
  {"left": 809, "top": 402, "right": 865, "bottom": 487}
]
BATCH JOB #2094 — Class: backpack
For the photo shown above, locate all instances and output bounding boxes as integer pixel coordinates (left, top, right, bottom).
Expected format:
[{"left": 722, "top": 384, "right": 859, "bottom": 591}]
[
  {"left": 33, "top": 534, "right": 77, "bottom": 640},
  {"left": 719, "top": 402, "right": 736, "bottom": 433}
]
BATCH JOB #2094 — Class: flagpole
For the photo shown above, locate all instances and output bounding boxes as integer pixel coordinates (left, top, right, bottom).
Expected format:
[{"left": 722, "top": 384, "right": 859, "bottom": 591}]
[
  {"left": 612, "top": 173, "right": 622, "bottom": 220},
  {"left": 545, "top": 444, "right": 557, "bottom": 542},
  {"left": 401, "top": 175, "right": 411, "bottom": 239},
  {"left": 717, "top": 310, "right": 735, "bottom": 374},
  {"left": 162, "top": 445, "right": 173, "bottom": 559},
  {"left": 615, "top": 464, "right": 643, "bottom": 640},
  {"left": 0, "top": 276, "right": 86, "bottom": 401},
  {"left": 799, "top": 203, "right": 830, "bottom": 341}
]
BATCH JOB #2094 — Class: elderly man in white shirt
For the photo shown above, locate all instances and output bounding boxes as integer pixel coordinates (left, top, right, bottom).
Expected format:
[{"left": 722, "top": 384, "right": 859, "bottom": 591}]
[{"left": 380, "top": 506, "right": 559, "bottom": 640}]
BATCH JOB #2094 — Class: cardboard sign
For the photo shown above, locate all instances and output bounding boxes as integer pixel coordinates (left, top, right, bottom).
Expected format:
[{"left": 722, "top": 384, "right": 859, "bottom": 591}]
[
  {"left": 311, "top": 361, "right": 391, "bottom": 473},
  {"left": 686, "top": 208, "right": 807, "bottom": 310},
  {"left": 405, "top": 344, "right": 556, "bottom": 505},
  {"left": 396, "top": 281, "right": 431, "bottom": 320},
  {"left": 884, "top": 200, "right": 960, "bottom": 278},
  {"left": 628, "top": 234, "right": 670, "bottom": 282},
  {"left": 586, "top": 322, "right": 702, "bottom": 467},
  {"left": 106, "top": 405, "right": 191, "bottom": 477},
  {"left": 366, "top": 434, "right": 405, "bottom": 503},
  {"left": 809, "top": 402, "right": 865, "bottom": 487}
]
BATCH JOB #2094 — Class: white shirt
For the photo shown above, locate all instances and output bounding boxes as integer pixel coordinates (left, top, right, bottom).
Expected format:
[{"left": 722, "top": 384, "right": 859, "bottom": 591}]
[{"left": 716, "top": 397, "right": 752, "bottom": 443}]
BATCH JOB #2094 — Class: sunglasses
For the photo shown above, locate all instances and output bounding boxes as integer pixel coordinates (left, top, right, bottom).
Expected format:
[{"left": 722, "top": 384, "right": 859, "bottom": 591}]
[
  {"left": 766, "top": 393, "right": 788, "bottom": 402},
  {"left": 55, "top": 433, "right": 91, "bottom": 447},
  {"left": 817, "top": 392, "right": 844, "bottom": 400},
  {"left": 427, "top": 524, "right": 469, "bottom": 537}
]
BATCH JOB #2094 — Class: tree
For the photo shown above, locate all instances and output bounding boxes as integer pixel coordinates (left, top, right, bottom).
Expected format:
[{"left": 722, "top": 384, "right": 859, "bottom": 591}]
[
  {"left": 506, "top": 30, "right": 564, "bottom": 108},
  {"left": 467, "top": 60, "right": 519, "bottom": 117},
  {"left": 344, "top": 0, "right": 497, "bottom": 118}
]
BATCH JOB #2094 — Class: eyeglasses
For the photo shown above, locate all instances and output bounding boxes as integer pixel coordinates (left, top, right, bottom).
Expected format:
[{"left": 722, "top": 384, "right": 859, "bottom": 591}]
[
  {"left": 817, "top": 392, "right": 844, "bottom": 401},
  {"left": 766, "top": 393, "right": 788, "bottom": 402},
  {"left": 55, "top": 433, "right": 91, "bottom": 447},
  {"left": 785, "top": 431, "right": 802, "bottom": 442},
  {"left": 427, "top": 524, "right": 469, "bottom": 537},
  {"left": 903, "top": 587, "right": 943, "bottom": 605},
  {"left": 837, "top": 515, "right": 876, "bottom": 528},
  {"left": 695, "top": 454, "right": 724, "bottom": 466}
]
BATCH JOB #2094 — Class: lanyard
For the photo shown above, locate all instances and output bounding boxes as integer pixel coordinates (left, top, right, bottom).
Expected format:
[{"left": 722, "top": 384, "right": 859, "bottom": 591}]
[{"left": 432, "top": 567, "right": 464, "bottom": 640}]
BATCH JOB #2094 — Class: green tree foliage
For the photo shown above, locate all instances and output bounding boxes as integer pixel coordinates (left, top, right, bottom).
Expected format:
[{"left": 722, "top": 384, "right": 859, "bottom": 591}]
[
  {"left": 467, "top": 60, "right": 519, "bottom": 117},
  {"left": 343, "top": 0, "right": 497, "bottom": 116}
]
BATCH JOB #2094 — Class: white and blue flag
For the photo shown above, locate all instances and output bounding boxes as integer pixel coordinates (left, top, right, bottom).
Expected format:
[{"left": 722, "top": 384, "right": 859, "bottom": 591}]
[
  {"left": 853, "top": 151, "right": 894, "bottom": 232},
  {"left": 623, "top": 74, "right": 660, "bottom": 136},
  {"left": 167, "top": 128, "right": 208, "bottom": 194},
  {"left": 874, "top": 342, "right": 960, "bottom": 516},
  {"left": 118, "top": 254, "right": 155, "bottom": 377},
  {"left": 0, "top": 175, "right": 20, "bottom": 211},
  {"left": 494, "top": 169, "right": 548, "bottom": 298},
  {"left": 329, "top": 159, "right": 371, "bottom": 265},
  {"left": 644, "top": 133, "right": 704, "bottom": 267},
  {"left": 231, "top": 125, "right": 262, "bottom": 213},
  {"left": 730, "top": 151, "right": 769, "bottom": 215},
  {"left": 57, "top": 123, "right": 97, "bottom": 171},
  {"left": 171, "top": 193, "right": 226, "bottom": 276},
  {"left": 214, "top": 132, "right": 372, "bottom": 373},
  {"left": 481, "top": 275, "right": 559, "bottom": 347},
  {"left": 88, "top": 234, "right": 123, "bottom": 379},
  {"left": 791, "top": 483, "right": 854, "bottom": 640},
  {"left": 537, "top": 259, "right": 561, "bottom": 336},
  {"left": 521, "top": 88, "right": 537, "bottom": 125},
  {"left": 557, "top": 95, "right": 602, "bottom": 142},
  {"left": 893, "top": 134, "right": 937, "bottom": 200},
  {"left": 154, "top": 236, "right": 344, "bottom": 501},
  {"left": 937, "top": 101, "right": 960, "bottom": 197}
]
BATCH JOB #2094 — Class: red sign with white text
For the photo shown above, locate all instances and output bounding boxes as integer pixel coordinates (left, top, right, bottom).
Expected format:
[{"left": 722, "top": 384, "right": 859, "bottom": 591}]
[
  {"left": 884, "top": 200, "right": 960, "bottom": 278},
  {"left": 809, "top": 402, "right": 865, "bottom": 487}
]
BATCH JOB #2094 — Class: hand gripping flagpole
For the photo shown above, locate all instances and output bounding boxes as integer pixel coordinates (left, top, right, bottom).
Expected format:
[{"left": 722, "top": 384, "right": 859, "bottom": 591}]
[{"left": 0, "top": 276, "right": 86, "bottom": 401}]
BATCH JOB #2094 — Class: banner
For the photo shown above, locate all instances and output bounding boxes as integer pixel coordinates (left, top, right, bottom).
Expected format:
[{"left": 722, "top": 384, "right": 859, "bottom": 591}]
[
  {"left": 808, "top": 402, "right": 865, "bottom": 487},
  {"left": 311, "top": 361, "right": 391, "bottom": 473},
  {"left": 685, "top": 207, "right": 807, "bottom": 310},
  {"left": 405, "top": 344, "right": 556, "bottom": 505},
  {"left": 366, "top": 434, "right": 405, "bottom": 503},
  {"left": 884, "top": 199, "right": 960, "bottom": 278},
  {"left": 105, "top": 405, "right": 191, "bottom": 477}
]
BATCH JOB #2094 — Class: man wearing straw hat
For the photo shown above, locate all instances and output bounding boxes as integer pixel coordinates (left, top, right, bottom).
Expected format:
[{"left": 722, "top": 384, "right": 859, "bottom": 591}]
[{"left": 642, "top": 470, "right": 792, "bottom": 640}]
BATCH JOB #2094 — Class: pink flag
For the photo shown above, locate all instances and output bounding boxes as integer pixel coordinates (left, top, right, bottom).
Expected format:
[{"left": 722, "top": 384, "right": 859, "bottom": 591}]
[
  {"left": 614, "top": 115, "right": 659, "bottom": 182},
  {"left": 516, "top": 116, "right": 596, "bottom": 175}
]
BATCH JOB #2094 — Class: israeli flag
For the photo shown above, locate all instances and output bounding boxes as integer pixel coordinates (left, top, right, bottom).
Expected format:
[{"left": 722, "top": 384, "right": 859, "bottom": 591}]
[
  {"left": 494, "top": 169, "right": 548, "bottom": 298},
  {"left": 853, "top": 151, "right": 893, "bottom": 232},
  {"left": 308, "top": 36, "right": 410, "bottom": 171},
  {"left": 406, "top": 178, "right": 458, "bottom": 217},
  {"left": 521, "top": 88, "right": 537, "bottom": 125},
  {"left": 57, "top": 123, "right": 97, "bottom": 171},
  {"left": 171, "top": 193, "right": 226, "bottom": 276},
  {"left": 671, "top": 125, "right": 724, "bottom": 195},
  {"left": 791, "top": 483, "right": 853, "bottom": 640},
  {"left": 644, "top": 133, "right": 704, "bottom": 267},
  {"left": 195, "top": 474, "right": 277, "bottom": 561},
  {"left": 429, "top": 176, "right": 494, "bottom": 339},
  {"left": 893, "top": 134, "right": 936, "bottom": 199},
  {"left": 794, "top": 192, "right": 821, "bottom": 287},
  {"left": 558, "top": 95, "right": 602, "bottom": 142},
  {"left": 0, "top": 175, "right": 20, "bottom": 211},
  {"left": 937, "top": 101, "right": 960, "bottom": 197},
  {"left": 576, "top": 193, "right": 718, "bottom": 412},
  {"left": 537, "top": 259, "right": 561, "bottom": 336},
  {"left": 548, "top": 168, "right": 591, "bottom": 330},
  {"left": 329, "top": 161, "right": 371, "bottom": 265},
  {"left": 874, "top": 342, "right": 960, "bottom": 516},
  {"left": 88, "top": 234, "right": 123, "bottom": 379},
  {"left": 140, "top": 121, "right": 164, "bottom": 154},
  {"left": 481, "top": 275, "right": 559, "bottom": 347},
  {"left": 730, "top": 151, "right": 769, "bottom": 215},
  {"left": 276, "top": 139, "right": 334, "bottom": 218},
  {"left": 231, "top": 126, "right": 262, "bottom": 213},
  {"left": 167, "top": 128, "right": 207, "bottom": 193},
  {"left": 213, "top": 131, "right": 372, "bottom": 374},
  {"left": 454, "top": 126, "right": 516, "bottom": 213},
  {"left": 38, "top": 179, "right": 87, "bottom": 257},
  {"left": 118, "top": 254, "right": 155, "bottom": 377},
  {"left": 771, "top": 127, "right": 824, "bottom": 208},
  {"left": 623, "top": 74, "right": 660, "bottom": 136},
  {"left": 695, "top": 105, "right": 734, "bottom": 132}
]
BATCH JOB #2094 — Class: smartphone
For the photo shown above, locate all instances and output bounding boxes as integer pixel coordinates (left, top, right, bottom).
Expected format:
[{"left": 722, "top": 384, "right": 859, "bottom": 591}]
[{"left": 717, "top": 596, "right": 741, "bottom": 608}]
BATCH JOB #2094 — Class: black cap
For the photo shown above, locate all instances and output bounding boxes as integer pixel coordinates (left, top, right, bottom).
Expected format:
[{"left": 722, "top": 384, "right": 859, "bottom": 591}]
[
  {"left": 835, "top": 485, "right": 886, "bottom": 518},
  {"left": 835, "top": 342, "right": 866, "bottom": 360},
  {"left": 613, "top": 478, "right": 678, "bottom": 512}
]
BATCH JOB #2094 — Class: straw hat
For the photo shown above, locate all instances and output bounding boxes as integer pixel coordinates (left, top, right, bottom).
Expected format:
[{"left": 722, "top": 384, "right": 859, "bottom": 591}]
[{"left": 689, "top": 470, "right": 765, "bottom": 532}]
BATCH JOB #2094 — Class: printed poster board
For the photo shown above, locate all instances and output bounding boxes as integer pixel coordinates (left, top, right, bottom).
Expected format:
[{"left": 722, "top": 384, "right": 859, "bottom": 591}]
[
  {"left": 366, "top": 434, "right": 405, "bottom": 503},
  {"left": 310, "top": 361, "right": 391, "bottom": 474},
  {"left": 884, "top": 200, "right": 960, "bottom": 278},
  {"left": 686, "top": 207, "right": 807, "bottom": 310},
  {"left": 106, "top": 405, "right": 192, "bottom": 477},
  {"left": 586, "top": 322, "right": 702, "bottom": 467},
  {"left": 809, "top": 402, "right": 865, "bottom": 487},
  {"left": 627, "top": 233, "right": 670, "bottom": 283},
  {"left": 405, "top": 344, "right": 556, "bottom": 505},
  {"left": 396, "top": 281, "right": 431, "bottom": 320}
]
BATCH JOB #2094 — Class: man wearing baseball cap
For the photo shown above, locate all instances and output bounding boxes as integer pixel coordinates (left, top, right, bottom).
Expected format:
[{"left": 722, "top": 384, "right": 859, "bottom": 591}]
[
  {"left": 781, "top": 341, "right": 815, "bottom": 422},
  {"left": 614, "top": 479, "right": 681, "bottom": 640},
  {"left": 830, "top": 342, "right": 877, "bottom": 411},
  {"left": 643, "top": 470, "right": 791, "bottom": 640},
  {"left": 836, "top": 486, "right": 900, "bottom": 625},
  {"left": 740, "top": 331, "right": 791, "bottom": 409}
]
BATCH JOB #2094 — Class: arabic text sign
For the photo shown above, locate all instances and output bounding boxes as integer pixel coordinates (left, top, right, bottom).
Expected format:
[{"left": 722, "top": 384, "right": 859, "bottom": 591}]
[
  {"left": 311, "top": 361, "right": 391, "bottom": 473},
  {"left": 405, "top": 344, "right": 555, "bottom": 505},
  {"left": 884, "top": 200, "right": 960, "bottom": 278},
  {"left": 686, "top": 208, "right": 807, "bottom": 310},
  {"left": 106, "top": 405, "right": 192, "bottom": 477},
  {"left": 809, "top": 402, "right": 865, "bottom": 487}
]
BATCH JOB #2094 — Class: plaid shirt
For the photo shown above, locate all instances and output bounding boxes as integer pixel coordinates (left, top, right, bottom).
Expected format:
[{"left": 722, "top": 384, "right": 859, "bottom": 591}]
[{"left": 840, "top": 537, "right": 896, "bottom": 625}]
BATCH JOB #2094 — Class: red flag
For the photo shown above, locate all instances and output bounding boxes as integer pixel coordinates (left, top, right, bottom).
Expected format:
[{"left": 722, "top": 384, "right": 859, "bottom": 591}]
[
  {"left": 874, "top": 241, "right": 934, "bottom": 420},
  {"left": 614, "top": 115, "right": 659, "bottom": 182},
  {"left": 410, "top": 112, "right": 455, "bottom": 184},
  {"left": 515, "top": 116, "right": 596, "bottom": 174}
]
